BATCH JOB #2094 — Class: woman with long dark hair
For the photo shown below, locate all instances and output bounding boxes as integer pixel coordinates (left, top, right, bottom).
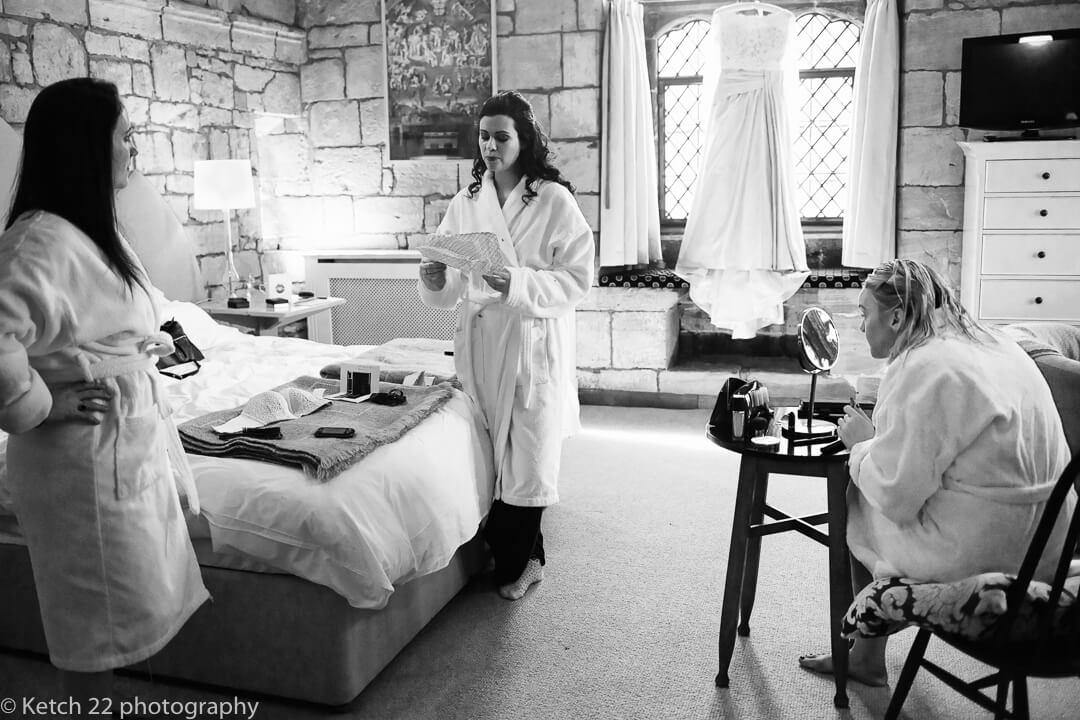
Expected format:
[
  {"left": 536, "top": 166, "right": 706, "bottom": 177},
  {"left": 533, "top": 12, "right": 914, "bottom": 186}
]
[
  {"left": 419, "top": 91, "right": 594, "bottom": 600},
  {"left": 0, "top": 78, "right": 208, "bottom": 704}
]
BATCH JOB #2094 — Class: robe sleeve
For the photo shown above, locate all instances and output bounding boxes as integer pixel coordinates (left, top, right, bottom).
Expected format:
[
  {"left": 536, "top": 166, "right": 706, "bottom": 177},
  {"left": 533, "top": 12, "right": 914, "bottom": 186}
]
[
  {"left": 848, "top": 350, "right": 1002, "bottom": 526},
  {"left": 504, "top": 190, "right": 594, "bottom": 318},
  {"left": 0, "top": 235, "right": 66, "bottom": 433},
  {"left": 417, "top": 195, "right": 467, "bottom": 309}
]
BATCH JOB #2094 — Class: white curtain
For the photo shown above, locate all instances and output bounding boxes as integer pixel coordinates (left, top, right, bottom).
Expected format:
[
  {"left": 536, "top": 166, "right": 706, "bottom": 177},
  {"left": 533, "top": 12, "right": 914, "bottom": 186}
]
[
  {"left": 841, "top": 0, "right": 899, "bottom": 268},
  {"left": 599, "top": 0, "right": 661, "bottom": 267}
]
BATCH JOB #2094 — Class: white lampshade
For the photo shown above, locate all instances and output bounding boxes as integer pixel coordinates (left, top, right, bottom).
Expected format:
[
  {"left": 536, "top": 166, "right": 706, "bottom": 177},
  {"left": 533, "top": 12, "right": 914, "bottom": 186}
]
[{"left": 193, "top": 159, "right": 256, "bottom": 210}]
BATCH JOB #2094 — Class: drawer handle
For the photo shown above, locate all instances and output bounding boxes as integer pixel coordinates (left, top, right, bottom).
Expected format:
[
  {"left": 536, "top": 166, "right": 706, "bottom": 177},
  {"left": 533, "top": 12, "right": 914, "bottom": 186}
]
[
  {"left": 1034, "top": 297, "right": 1044, "bottom": 305},
  {"left": 1037, "top": 251, "right": 1046, "bottom": 259},
  {"left": 1042, "top": 172, "right": 1051, "bottom": 180},
  {"left": 1039, "top": 209, "right": 1049, "bottom": 217}
]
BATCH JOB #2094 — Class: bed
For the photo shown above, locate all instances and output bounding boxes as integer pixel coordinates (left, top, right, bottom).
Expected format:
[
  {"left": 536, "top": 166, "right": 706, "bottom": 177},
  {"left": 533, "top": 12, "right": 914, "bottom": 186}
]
[{"left": 0, "top": 120, "right": 493, "bottom": 705}]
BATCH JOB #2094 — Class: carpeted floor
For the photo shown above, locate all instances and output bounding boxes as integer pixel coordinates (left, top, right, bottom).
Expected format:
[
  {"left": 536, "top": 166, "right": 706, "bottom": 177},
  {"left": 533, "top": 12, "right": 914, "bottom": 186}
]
[{"left": 1, "top": 405, "right": 1077, "bottom": 719}]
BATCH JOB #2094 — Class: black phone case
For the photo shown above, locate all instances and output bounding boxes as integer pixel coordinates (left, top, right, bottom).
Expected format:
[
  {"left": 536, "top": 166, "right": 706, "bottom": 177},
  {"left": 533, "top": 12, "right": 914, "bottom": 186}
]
[{"left": 315, "top": 426, "right": 355, "bottom": 438}]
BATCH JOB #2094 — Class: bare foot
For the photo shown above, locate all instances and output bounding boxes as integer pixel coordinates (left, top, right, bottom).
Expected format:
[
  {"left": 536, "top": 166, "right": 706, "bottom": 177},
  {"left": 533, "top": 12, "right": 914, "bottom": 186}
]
[
  {"left": 798, "top": 652, "right": 888, "bottom": 687},
  {"left": 498, "top": 559, "right": 543, "bottom": 600}
]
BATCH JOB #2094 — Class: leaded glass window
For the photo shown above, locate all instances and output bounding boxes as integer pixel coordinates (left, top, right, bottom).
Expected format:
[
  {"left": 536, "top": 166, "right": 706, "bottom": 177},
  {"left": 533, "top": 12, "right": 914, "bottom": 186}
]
[{"left": 656, "top": 13, "right": 860, "bottom": 224}]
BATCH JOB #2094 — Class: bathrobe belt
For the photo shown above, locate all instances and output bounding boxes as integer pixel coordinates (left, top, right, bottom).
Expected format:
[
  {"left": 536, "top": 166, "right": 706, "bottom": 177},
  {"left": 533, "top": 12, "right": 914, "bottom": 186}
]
[
  {"left": 35, "top": 332, "right": 200, "bottom": 514},
  {"left": 464, "top": 304, "right": 537, "bottom": 411}
]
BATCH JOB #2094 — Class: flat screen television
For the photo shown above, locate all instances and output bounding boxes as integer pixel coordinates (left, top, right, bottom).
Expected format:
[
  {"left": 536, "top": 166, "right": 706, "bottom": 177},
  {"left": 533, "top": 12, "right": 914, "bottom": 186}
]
[{"left": 959, "top": 28, "right": 1080, "bottom": 134}]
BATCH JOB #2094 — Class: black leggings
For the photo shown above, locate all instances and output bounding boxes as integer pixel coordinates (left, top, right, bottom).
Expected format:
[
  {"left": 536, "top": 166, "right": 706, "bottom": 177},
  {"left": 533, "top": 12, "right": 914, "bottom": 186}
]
[{"left": 483, "top": 500, "right": 545, "bottom": 586}]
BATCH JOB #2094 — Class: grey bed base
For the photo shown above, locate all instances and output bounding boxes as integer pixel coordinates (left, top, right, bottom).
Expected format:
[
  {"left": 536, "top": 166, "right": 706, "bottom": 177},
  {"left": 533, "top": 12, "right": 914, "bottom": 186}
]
[{"left": 0, "top": 533, "right": 487, "bottom": 706}]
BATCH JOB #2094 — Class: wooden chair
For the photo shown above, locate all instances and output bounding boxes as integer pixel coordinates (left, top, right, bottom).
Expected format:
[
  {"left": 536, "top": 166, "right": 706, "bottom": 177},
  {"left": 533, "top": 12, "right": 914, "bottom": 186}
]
[{"left": 843, "top": 453, "right": 1080, "bottom": 720}]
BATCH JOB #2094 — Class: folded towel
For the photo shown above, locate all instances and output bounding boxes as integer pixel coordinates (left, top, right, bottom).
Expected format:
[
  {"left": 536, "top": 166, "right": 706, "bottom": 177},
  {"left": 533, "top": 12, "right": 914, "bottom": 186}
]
[{"left": 178, "top": 376, "right": 456, "bottom": 481}]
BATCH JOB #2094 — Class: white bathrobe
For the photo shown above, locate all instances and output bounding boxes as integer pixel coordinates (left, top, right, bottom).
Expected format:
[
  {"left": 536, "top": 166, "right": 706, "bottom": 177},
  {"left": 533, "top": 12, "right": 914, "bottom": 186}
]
[
  {"left": 0, "top": 211, "right": 208, "bottom": 672},
  {"left": 419, "top": 174, "right": 594, "bottom": 506},
  {"left": 846, "top": 332, "right": 1074, "bottom": 584}
]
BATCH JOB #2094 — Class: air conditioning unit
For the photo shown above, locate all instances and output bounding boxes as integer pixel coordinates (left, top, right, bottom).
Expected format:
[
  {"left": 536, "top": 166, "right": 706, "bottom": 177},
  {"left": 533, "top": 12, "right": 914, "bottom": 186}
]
[{"left": 304, "top": 250, "right": 457, "bottom": 345}]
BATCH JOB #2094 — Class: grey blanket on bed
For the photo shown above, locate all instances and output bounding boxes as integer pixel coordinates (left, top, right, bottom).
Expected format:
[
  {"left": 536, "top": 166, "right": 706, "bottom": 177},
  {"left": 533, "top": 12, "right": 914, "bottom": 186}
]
[{"left": 178, "top": 376, "right": 456, "bottom": 481}]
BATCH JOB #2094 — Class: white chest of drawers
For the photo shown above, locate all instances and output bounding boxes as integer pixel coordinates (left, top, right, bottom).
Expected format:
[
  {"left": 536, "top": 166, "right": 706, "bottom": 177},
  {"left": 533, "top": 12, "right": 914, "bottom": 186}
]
[{"left": 958, "top": 140, "right": 1080, "bottom": 326}]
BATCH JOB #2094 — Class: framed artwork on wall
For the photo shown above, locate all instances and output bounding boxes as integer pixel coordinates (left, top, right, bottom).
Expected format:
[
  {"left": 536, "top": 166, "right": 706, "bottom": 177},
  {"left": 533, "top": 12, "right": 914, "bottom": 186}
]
[{"left": 382, "top": 0, "right": 497, "bottom": 161}]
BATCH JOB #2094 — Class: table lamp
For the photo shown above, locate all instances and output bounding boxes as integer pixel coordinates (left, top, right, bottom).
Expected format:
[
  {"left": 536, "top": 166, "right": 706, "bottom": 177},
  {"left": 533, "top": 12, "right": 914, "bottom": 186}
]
[{"left": 193, "top": 159, "right": 256, "bottom": 300}]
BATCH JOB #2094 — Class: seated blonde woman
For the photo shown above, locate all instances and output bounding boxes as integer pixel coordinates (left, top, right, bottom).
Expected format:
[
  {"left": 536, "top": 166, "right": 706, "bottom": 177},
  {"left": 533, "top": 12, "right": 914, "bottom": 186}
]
[{"left": 799, "top": 259, "right": 1074, "bottom": 686}]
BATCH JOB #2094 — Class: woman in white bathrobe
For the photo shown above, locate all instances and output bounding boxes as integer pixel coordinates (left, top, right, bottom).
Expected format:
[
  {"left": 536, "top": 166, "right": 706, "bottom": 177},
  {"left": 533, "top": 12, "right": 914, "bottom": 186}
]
[
  {"left": 419, "top": 91, "right": 594, "bottom": 601},
  {"left": 799, "top": 259, "right": 1072, "bottom": 686},
  {"left": 0, "top": 79, "right": 208, "bottom": 705}
]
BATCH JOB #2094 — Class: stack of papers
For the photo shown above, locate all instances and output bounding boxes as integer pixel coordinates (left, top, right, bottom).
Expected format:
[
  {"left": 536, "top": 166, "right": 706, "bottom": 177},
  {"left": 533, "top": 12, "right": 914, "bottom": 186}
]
[{"left": 413, "top": 232, "right": 506, "bottom": 276}]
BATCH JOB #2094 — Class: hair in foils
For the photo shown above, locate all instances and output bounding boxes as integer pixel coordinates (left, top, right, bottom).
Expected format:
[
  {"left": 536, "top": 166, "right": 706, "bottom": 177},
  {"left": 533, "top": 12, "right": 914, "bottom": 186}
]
[
  {"left": 467, "top": 90, "right": 574, "bottom": 203},
  {"left": 864, "top": 258, "right": 993, "bottom": 360},
  {"left": 6, "top": 77, "right": 144, "bottom": 291}
]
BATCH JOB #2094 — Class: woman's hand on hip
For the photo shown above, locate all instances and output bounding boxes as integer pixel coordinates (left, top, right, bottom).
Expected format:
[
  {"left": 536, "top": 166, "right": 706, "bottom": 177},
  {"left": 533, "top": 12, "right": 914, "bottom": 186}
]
[
  {"left": 44, "top": 381, "right": 114, "bottom": 426},
  {"left": 837, "top": 404, "right": 874, "bottom": 448},
  {"left": 482, "top": 268, "right": 510, "bottom": 296},
  {"left": 420, "top": 260, "right": 447, "bottom": 291}
]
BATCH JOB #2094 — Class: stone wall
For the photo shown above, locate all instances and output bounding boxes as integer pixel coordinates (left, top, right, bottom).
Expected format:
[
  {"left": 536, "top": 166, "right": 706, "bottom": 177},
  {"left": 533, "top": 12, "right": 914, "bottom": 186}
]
[
  {"left": 897, "top": 0, "right": 1080, "bottom": 285},
  {"left": 0, "top": 0, "right": 304, "bottom": 298}
]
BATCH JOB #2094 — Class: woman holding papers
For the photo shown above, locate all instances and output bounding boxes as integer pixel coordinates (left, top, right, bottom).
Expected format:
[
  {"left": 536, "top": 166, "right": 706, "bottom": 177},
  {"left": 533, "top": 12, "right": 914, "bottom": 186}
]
[{"left": 419, "top": 91, "right": 595, "bottom": 601}]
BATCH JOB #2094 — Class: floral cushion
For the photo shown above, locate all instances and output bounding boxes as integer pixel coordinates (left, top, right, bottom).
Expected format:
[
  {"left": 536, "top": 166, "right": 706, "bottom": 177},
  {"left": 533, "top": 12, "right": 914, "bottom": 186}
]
[{"left": 842, "top": 573, "right": 1080, "bottom": 643}]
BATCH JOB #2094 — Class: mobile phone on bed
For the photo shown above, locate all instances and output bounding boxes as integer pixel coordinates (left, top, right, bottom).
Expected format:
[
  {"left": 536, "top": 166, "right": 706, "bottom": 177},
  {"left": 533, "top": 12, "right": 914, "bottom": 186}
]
[{"left": 314, "top": 426, "right": 356, "bottom": 438}]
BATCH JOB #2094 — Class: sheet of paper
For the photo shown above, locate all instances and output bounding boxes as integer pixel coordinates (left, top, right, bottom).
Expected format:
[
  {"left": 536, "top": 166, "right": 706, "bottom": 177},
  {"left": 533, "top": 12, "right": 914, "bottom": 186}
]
[{"left": 413, "top": 232, "right": 506, "bottom": 276}]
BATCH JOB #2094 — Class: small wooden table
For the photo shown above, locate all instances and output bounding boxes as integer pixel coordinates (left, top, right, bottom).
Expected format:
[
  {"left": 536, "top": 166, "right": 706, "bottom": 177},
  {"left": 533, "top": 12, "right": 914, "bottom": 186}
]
[
  {"left": 204, "top": 294, "right": 346, "bottom": 337},
  {"left": 707, "top": 424, "right": 853, "bottom": 709}
]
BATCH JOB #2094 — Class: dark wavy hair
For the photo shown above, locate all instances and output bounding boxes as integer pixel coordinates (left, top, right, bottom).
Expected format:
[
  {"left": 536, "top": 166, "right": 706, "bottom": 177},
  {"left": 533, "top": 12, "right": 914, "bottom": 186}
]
[
  {"left": 6, "top": 77, "right": 144, "bottom": 291},
  {"left": 466, "top": 90, "right": 574, "bottom": 204}
]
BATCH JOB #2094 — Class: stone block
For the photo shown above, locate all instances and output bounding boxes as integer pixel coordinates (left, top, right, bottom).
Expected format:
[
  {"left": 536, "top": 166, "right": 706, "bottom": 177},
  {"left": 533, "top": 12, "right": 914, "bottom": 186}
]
[
  {"left": 31, "top": 24, "right": 86, "bottom": 88},
  {"left": 352, "top": 196, "right": 424, "bottom": 233},
  {"left": 0, "top": 83, "right": 35, "bottom": 123},
  {"left": 200, "top": 106, "right": 233, "bottom": 127},
  {"left": 120, "top": 37, "right": 150, "bottom": 63},
  {"left": 563, "top": 32, "right": 600, "bottom": 88},
  {"left": 903, "top": 10, "right": 998, "bottom": 71},
  {"left": 162, "top": 4, "right": 230, "bottom": 50},
  {"left": 549, "top": 139, "right": 599, "bottom": 193},
  {"left": 515, "top": 0, "right": 577, "bottom": 33},
  {"left": 123, "top": 96, "right": 149, "bottom": 125},
  {"left": 166, "top": 174, "right": 195, "bottom": 194},
  {"left": 576, "top": 193, "right": 599, "bottom": 232},
  {"left": 242, "top": 0, "right": 296, "bottom": 26},
  {"left": 261, "top": 195, "right": 323, "bottom": 239},
  {"left": 575, "top": 369, "right": 601, "bottom": 390},
  {"left": 596, "top": 369, "right": 658, "bottom": 393},
  {"left": 135, "top": 131, "right": 175, "bottom": 174},
  {"left": 0, "top": 19, "right": 29, "bottom": 37},
  {"left": 262, "top": 72, "right": 301, "bottom": 116},
  {"left": 359, "top": 98, "right": 388, "bottom": 145},
  {"left": 235, "top": 65, "right": 274, "bottom": 92},
  {"left": 90, "top": 0, "right": 164, "bottom": 40},
  {"left": 12, "top": 50, "right": 32, "bottom": 85},
  {"left": 310, "top": 100, "right": 360, "bottom": 146},
  {"left": 5, "top": 0, "right": 87, "bottom": 24},
  {"left": 0, "top": 47, "right": 10, "bottom": 84},
  {"left": 386, "top": 160, "right": 458, "bottom": 196},
  {"left": 612, "top": 308, "right": 678, "bottom": 369},
  {"left": 658, "top": 369, "right": 732, "bottom": 397},
  {"left": 898, "top": 185, "right": 964, "bottom": 231},
  {"left": 309, "top": 24, "right": 368, "bottom": 48},
  {"left": 149, "top": 101, "right": 199, "bottom": 130},
  {"left": 86, "top": 32, "right": 123, "bottom": 57},
  {"left": 231, "top": 20, "right": 278, "bottom": 59},
  {"left": 311, "top": 146, "right": 382, "bottom": 195},
  {"left": 897, "top": 230, "right": 962, "bottom": 287},
  {"left": 151, "top": 44, "right": 189, "bottom": 101},
  {"left": 192, "top": 69, "right": 234, "bottom": 108},
  {"left": 901, "top": 71, "right": 942, "bottom": 127},
  {"left": 275, "top": 31, "right": 306, "bottom": 65},
  {"left": 258, "top": 132, "right": 309, "bottom": 182},
  {"left": 575, "top": 310, "right": 611, "bottom": 368},
  {"left": 899, "top": 127, "right": 965, "bottom": 187},
  {"left": 498, "top": 35, "right": 561, "bottom": 90},
  {"left": 578, "top": 286, "right": 683, "bottom": 313},
  {"left": 345, "top": 46, "right": 383, "bottom": 98},
  {"left": 90, "top": 58, "right": 132, "bottom": 95},
  {"left": 522, "top": 92, "right": 550, "bottom": 134},
  {"left": 1003, "top": 3, "right": 1080, "bottom": 35},
  {"left": 301, "top": 59, "right": 345, "bottom": 102},
  {"left": 300, "top": 0, "right": 380, "bottom": 28},
  {"left": 549, "top": 88, "right": 600, "bottom": 139},
  {"left": 496, "top": 15, "right": 512, "bottom": 36},
  {"left": 132, "top": 64, "right": 153, "bottom": 97},
  {"left": 578, "top": 0, "right": 604, "bottom": 31},
  {"left": 424, "top": 197, "right": 450, "bottom": 232}
]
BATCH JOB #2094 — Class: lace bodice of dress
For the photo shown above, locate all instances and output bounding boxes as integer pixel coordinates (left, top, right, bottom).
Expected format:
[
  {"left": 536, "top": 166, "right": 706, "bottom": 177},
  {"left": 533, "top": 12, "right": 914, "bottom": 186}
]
[{"left": 714, "top": 8, "right": 792, "bottom": 71}]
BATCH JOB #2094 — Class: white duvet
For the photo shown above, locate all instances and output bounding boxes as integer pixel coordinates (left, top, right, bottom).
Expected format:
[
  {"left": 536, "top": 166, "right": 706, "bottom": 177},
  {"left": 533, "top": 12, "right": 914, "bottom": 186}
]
[{"left": 0, "top": 300, "right": 495, "bottom": 610}]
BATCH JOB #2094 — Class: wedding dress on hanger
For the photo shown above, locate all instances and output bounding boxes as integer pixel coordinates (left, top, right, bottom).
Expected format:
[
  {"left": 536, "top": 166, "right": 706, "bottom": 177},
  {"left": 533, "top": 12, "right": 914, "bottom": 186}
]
[{"left": 675, "top": 1, "right": 808, "bottom": 339}]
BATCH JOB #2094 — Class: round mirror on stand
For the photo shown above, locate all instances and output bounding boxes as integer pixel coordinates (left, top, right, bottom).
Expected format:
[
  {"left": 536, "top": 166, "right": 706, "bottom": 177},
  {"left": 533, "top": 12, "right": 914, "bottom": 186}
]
[{"left": 792, "top": 306, "right": 840, "bottom": 441}]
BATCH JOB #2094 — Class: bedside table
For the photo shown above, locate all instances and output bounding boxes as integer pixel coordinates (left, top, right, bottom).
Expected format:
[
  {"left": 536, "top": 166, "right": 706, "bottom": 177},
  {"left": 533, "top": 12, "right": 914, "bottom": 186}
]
[{"left": 204, "top": 293, "right": 346, "bottom": 337}]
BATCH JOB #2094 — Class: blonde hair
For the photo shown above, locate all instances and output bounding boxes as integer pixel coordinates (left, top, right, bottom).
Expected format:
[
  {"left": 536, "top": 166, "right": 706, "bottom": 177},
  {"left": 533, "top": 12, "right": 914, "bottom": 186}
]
[{"left": 864, "top": 258, "right": 993, "bottom": 360}]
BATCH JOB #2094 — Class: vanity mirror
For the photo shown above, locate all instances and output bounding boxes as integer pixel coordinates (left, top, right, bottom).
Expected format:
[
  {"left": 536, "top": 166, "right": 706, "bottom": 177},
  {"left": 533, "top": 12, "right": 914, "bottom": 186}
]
[{"left": 792, "top": 306, "right": 840, "bottom": 441}]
